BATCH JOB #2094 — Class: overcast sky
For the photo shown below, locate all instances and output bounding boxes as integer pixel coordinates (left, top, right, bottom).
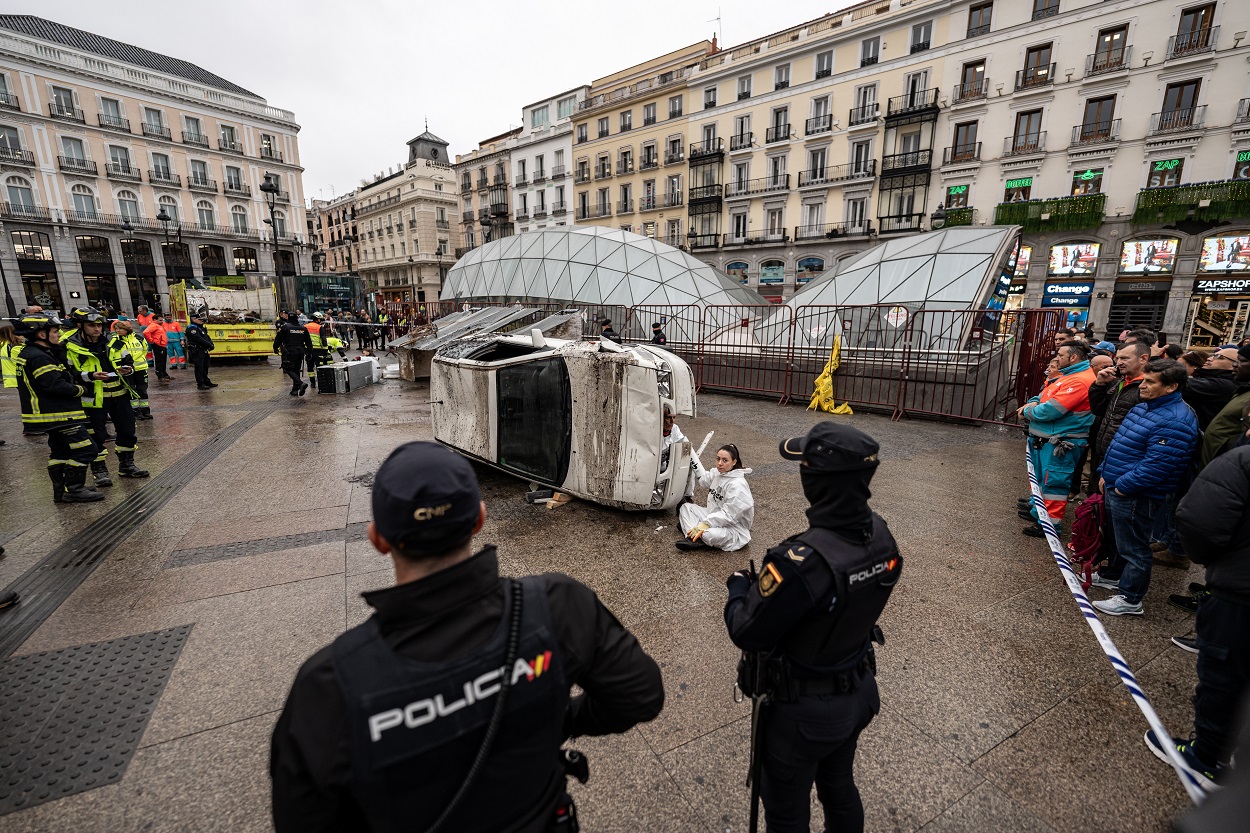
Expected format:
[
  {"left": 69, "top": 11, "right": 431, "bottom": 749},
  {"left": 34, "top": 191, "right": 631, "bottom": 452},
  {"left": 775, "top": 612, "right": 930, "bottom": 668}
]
[{"left": 25, "top": 0, "right": 857, "bottom": 201}]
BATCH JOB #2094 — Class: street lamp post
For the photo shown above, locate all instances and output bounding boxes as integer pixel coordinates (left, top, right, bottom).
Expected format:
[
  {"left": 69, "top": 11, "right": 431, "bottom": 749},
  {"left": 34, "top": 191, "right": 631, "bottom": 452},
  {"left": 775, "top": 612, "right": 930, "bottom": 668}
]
[
  {"left": 930, "top": 204, "right": 948, "bottom": 231},
  {"left": 121, "top": 218, "right": 145, "bottom": 313},
  {"left": 259, "top": 172, "right": 285, "bottom": 280},
  {"left": 156, "top": 208, "right": 175, "bottom": 309}
]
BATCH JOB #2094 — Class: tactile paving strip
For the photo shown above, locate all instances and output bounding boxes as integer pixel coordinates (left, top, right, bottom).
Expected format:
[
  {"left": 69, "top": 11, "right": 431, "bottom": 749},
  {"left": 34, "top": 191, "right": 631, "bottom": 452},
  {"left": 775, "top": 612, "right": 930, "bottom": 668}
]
[
  {"left": 0, "top": 398, "right": 284, "bottom": 659},
  {"left": 0, "top": 625, "right": 191, "bottom": 816},
  {"left": 165, "top": 522, "right": 370, "bottom": 568}
]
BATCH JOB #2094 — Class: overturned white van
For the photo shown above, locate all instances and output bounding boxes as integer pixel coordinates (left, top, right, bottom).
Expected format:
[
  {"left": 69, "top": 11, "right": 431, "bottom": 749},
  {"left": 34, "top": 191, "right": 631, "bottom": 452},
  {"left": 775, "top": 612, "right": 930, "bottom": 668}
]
[{"left": 431, "top": 332, "right": 696, "bottom": 510}]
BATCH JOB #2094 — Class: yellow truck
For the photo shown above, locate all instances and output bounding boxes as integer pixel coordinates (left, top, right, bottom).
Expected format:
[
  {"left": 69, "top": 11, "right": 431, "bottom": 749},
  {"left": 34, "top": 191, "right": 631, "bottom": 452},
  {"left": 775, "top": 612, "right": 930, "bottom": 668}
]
[{"left": 169, "top": 281, "right": 277, "bottom": 359}]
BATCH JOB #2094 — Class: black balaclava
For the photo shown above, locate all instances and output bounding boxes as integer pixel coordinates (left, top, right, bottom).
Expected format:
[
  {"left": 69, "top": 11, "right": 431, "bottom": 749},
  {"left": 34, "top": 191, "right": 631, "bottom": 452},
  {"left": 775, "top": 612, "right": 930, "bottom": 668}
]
[{"left": 801, "top": 465, "right": 878, "bottom": 543}]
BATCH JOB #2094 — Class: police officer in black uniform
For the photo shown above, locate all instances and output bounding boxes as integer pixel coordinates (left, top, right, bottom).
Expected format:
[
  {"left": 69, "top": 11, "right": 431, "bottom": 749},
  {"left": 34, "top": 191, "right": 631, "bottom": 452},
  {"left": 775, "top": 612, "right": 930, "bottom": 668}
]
[
  {"left": 725, "top": 422, "right": 902, "bottom": 833},
  {"left": 270, "top": 441, "right": 665, "bottom": 832},
  {"left": 184, "top": 313, "right": 216, "bottom": 389},
  {"left": 273, "top": 313, "right": 314, "bottom": 396}
]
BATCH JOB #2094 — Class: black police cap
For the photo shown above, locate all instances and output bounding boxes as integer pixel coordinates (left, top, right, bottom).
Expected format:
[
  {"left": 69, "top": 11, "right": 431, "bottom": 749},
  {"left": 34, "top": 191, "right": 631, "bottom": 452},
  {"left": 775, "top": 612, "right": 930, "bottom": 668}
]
[
  {"left": 372, "top": 441, "right": 482, "bottom": 551},
  {"left": 778, "top": 422, "right": 880, "bottom": 472}
]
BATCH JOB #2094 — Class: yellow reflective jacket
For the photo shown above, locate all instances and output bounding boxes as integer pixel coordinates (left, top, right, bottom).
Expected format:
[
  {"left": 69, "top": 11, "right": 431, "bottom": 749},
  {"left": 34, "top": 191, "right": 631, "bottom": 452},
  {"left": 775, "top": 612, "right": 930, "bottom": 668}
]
[
  {"left": 64, "top": 331, "right": 127, "bottom": 408},
  {"left": 1, "top": 340, "right": 20, "bottom": 389}
]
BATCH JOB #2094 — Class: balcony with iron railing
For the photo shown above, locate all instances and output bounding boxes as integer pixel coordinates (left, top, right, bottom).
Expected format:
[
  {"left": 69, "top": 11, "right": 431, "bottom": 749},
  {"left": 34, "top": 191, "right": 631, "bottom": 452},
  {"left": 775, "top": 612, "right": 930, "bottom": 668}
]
[
  {"left": 462, "top": 210, "right": 475, "bottom": 223},
  {"left": 689, "top": 139, "right": 724, "bottom": 161},
  {"left": 490, "top": 202, "right": 508, "bottom": 216},
  {"left": 595, "top": 165, "right": 613, "bottom": 180},
  {"left": 49, "top": 102, "right": 84, "bottom": 123},
  {"left": 436, "top": 219, "right": 451, "bottom": 230},
  {"left": 1238, "top": 99, "right": 1250, "bottom": 124},
  {"left": 493, "top": 174, "right": 507, "bottom": 185},
  {"left": 1, "top": 202, "right": 53, "bottom": 222},
  {"left": 966, "top": 23, "right": 990, "bottom": 38},
  {"left": 730, "top": 132, "right": 753, "bottom": 151},
  {"left": 575, "top": 169, "right": 591, "bottom": 184},
  {"left": 994, "top": 193, "right": 1106, "bottom": 232},
  {"left": 551, "top": 165, "right": 567, "bottom": 179},
  {"left": 460, "top": 180, "right": 473, "bottom": 194},
  {"left": 617, "top": 159, "right": 635, "bottom": 175},
  {"left": 224, "top": 181, "right": 251, "bottom": 197},
  {"left": 952, "top": 79, "right": 988, "bottom": 104},
  {"left": 765, "top": 124, "right": 792, "bottom": 143},
  {"left": 105, "top": 162, "right": 142, "bottom": 181},
  {"left": 577, "top": 66, "right": 691, "bottom": 115},
  {"left": 57, "top": 155, "right": 96, "bottom": 174},
  {"left": 1032, "top": 2, "right": 1059, "bottom": 20},
  {"left": 1131, "top": 179, "right": 1250, "bottom": 225},
  {"left": 861, "top": 55, "right": 879, "bottom": 68},
  {"left": 618, "top": 199, "right": 634, "bottom": 214},
  {"left": 942, "top": 143, "right": 981, "bottom": 165},
  {"left": 1085, "top": 46, "right": 1131, "bottom": 78},
  {"left": 688, "top": 233, "right": 720, "bottom": 250},
  {"left": 515, "top": 174, "right": 528, "bottom": 187},
  {"left": 532, "top": 170, "right": 547, "bottom": 183},
  {"left": 664, "top": 149, "right": 684, "bottom": 166},
  {"left": 142, "top": 122, "right": 171, "bottom": 140},
  {"left": 639, "top": 156, "right": 659, "bottom": 171},
  {"left": 219, "top": 138, "right": 243, "bottom": 155},
  {"left": 592, "top": 203, "right": 612, "bottom": 218},
  {"left": 725, "top": 175, "right": 790, "bottom": 198},
  {"left": 723, "top": 230, "right": 789, "bottom": 247},
  {"left": 1003, "top": 132, "right": 1046, "bottom": 157},
  {"left": 797, "top": 161, "right": 876, "bottom": 187},
  {"left": 188, "top": 176, "right": 217, "bottom": 193},
  {"left": 805, "top": 114, "right": 832, "bottom": 136},
  {"left": 532, "top": 207, "right": 548, "bottom": 219},
  {"left": 878, "top": 214, "right": 925, "bottom": 234},
  {"left": 515, "top": 208, "right": 529, "bottom": 221},
  {"left": 1167, "top": 26, "right": 1218, "bottom": 60},
  {"left": 880, "top": 149, "right": 932, "bottom": 173},
  {"left": 98, "top": 112, "right": 130, "bottom": 133},
  {"left": 148, "top": 169, "right": 181, "bottom": 187},
  {"left": 1071, "top": 119, "right": 1121, "bottom": 147},
  {"left": 477, "top": 177, "right": 489, "bottom": 190},
  {"left": 260, "top": 147, "right": 284, "bottom": 163},
  {"left": 479, "top": 208, "right": 491, "bottom": 222},
  {"left": 640, "top": 192, "right": 684, "bottom": 211},
  {"left": 1150, "top": 106, "right": 1206, "bottom": 135},
  {"left": 848, "top": 103, "right": 879, "bottom": 127},
  {"left": 910, "top": 40, "right": 930, "bottom": 54},
  {"left": 689, "top": 184, "right": 724, "bottom": 202},
  {"left": 1015, "top": 63, "right": 1056, "bottom": 92},
  {"left": 794, "top": 220, "right": 873, "bottom": 241},
  {"left": 552, "top": 201, "right": 568, "bottom": 214},
  {"left": 0, "top": 90, "right": 18, "bottom": 110},
  {"left": 0, "top": 147, "right": 35, "bottom": 166}
]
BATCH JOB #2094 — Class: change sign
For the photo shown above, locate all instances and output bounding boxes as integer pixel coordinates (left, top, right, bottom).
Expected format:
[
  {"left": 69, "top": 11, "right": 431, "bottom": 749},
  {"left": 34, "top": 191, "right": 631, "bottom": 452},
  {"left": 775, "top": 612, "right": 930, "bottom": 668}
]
[{"left": 1041, "top": 281, "right": 1094, "bottom": 307}]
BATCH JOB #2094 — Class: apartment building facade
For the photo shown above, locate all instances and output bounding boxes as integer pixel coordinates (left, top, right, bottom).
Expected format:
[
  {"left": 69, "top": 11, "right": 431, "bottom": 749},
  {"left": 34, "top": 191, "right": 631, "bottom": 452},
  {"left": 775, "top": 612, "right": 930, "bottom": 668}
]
[
  {"left": 511, "top": 87, "right": 588, "bottom": 235},
  {"left": 566, "top": 0, "right": 1250, "bottom": 344},
  {"left": 355, "top": 131, "right": 457, "bottom": 305},
  {"left": 308, "top": 190, "right": 359, "bottom": 275},
  {"left": 0, "top": 15, "right": 306, "bottom": 314},
  {"left": 454, "top": 128, "right": 520, "bottom": 257}
]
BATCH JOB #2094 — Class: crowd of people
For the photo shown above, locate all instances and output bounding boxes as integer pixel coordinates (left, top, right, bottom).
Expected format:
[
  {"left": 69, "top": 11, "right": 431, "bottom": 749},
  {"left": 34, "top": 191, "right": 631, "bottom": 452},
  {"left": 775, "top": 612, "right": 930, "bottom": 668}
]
[{"left": 1018, "top": 324, "right": 1250, "bottom": 795}]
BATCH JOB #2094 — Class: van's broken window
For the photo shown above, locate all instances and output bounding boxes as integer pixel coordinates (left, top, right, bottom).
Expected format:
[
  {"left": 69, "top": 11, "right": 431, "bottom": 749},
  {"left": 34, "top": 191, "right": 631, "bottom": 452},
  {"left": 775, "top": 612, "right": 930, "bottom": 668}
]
[{"left": 497, "top": 357, "right": 572, "bottom": 484}]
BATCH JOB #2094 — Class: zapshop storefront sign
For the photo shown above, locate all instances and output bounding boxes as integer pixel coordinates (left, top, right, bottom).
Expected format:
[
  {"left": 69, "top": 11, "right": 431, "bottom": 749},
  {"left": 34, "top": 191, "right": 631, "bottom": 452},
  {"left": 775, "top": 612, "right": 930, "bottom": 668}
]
[{"left": 1194, "top": 277, "right": 1250, "bottom": 294}]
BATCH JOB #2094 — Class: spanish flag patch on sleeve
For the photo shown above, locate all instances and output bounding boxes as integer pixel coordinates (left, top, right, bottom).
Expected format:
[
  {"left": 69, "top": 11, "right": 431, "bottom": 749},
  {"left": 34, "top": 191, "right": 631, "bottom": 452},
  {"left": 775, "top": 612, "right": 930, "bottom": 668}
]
[{"left": 758, "top": 563, "right": 784, "bottom": 597}]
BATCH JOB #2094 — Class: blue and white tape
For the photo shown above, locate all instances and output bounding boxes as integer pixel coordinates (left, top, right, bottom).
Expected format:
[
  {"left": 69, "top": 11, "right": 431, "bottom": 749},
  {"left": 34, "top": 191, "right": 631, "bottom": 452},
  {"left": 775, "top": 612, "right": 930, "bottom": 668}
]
[{"left": 1025, "top": 446, "right": 1207, "bottom": 804}]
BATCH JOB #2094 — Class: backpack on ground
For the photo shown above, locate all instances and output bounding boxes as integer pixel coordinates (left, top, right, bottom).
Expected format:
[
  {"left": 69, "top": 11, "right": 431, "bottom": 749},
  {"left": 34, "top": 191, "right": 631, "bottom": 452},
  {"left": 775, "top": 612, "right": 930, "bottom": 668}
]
[{"left": 1068, "top": 492, "right": 1105, "bottom": 590}]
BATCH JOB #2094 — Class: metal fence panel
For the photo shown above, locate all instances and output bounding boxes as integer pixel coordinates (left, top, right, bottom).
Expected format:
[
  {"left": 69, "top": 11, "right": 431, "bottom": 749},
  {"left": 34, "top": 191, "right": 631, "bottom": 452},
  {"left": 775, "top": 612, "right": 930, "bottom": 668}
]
[
  {"left": 699, "top": 305, "right": 793, "bottom": 401},
  {"left": 788, "top": 304, "right": 907, "bottom": 415}
]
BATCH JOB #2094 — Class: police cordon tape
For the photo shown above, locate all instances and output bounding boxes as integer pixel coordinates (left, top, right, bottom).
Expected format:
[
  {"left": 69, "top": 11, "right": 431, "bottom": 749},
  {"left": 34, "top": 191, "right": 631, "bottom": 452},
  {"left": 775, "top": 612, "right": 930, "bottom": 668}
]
[{"left": 1024, "top": 446, "right": 1207, "bottom": 805}]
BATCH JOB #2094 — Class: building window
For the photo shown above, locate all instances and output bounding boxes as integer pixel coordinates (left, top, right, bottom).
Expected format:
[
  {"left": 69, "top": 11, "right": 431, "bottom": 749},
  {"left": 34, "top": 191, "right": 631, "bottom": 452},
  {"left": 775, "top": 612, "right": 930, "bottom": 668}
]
[
  {"left": 1080, "top": 96, "right": 1116, "bottom": 140},
  {"left": 911, "top": 22, "right": 932, "bottom": 53},
  {"left": 957, "top": 61, "right": 986, "bottom": 101},
  {"left": 1032, "top": 0, "right": 1059, "bottom": 20},
  {"left": 952, "top": 121, "right": 979, "bottom": 161},
  {"left": 1071, "top": 168, "right": 1103, "bottom": 195},
  {"left": 730, "top": 211, "right": 747, "bottom": 241},
  {"left": 273, "top": 210, "right": 286, "bottom": 238},
  {"left": 184, "top": 116, "right": 203, "bottom": 138},
  {"left": 620, "top": 110, "right": 633, "bottom": 132},
  {"left": 189, "top": 159, "right": 210, "bottom": 186},
  {"left": 704, "top": 86, "right": 717, "bottom": 109},
  {"left": 1147, "top": 157, "right": 1184, "bottom": 188},
  {"left": 1011, "top": 110, "right": 1043, "bottom": 152},
  {"left": 775, "top": 64, "right": 790, "bottom": 90},
  {"left": 643, "top": 103, "right": 656, "bottom": 125},
  {"left": 737, "top": 76, "right": 752, "bottom": 100},
  {"left": 71, "top": 184, "right": 96, "bottom": 216},
  {"left": 231, "top": 205, "right": 248, "bottom": 233},
  {"left": 152, "top": 152, "right": 172, "bottom": 178},
  {"left": 968, "top": 2, "right": 992, "bottom": 37},
  {"left": 557, "top": 96, "right": 576, "bottom": 119},
  {"left": 226, "top": 166, "right": 243, "bottom": 189},
  {"left": 117, "top": 190, "right": 140, "bottom": 219},
  {"left": 851, "top": 140, "right": 872, "bottom": 174},
  {"left": 945, "top": 184, "right": 969, "bottom": 209},
  {"left": 50, "top": 85, "right": 75, "bottom": 116},
  {"left": 1092, "top": 26, "right": 1129, "bottom": 72},
  {"left": 576, "top": 124, "right": 588, "bottom": 144},
  {"left": 1175, "top": 4, "right": 1216, "bottom": 54},
  {"left": 531, "top": 106, "right": 549, "bottom": 128},
  {"left": 597, "top": 117, "right": 609, "bottom": 138},
  {"left": 1022, "top": 44, "right": 1053, "bottom": 88},
  {"left": 1160, "top": 80, "right": 1202, "bottom": 130},
  {"left": 220, "top": 124, "right": 238, "bottom": 148},
  {"left": 668, "top": 95, "right": 683, "bottom": 119},
  {"left": 158, "top": 194, "right": 179, "bottom": 222},
  {"left": 815, "top": 50, "right": 833, "bottom": 79},
  {"left": 109, "top": 145, "right": 132, "bottom": 171},
  {"left": 861, "top": 37, "right": 880, "bottom": 67},
  {"left": 197, "top": 200, "right": 215, "bottom": 228},
  {"left": 1004, "top": 176, "right": 1032, "bottom": 202}
]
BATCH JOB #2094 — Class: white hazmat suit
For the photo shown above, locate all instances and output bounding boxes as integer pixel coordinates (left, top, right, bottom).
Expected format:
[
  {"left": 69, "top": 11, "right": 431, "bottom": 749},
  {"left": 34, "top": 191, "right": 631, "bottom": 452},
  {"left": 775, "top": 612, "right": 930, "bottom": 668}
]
[{"left": 678, "top": 456, "right": 754, "bottom": 552}]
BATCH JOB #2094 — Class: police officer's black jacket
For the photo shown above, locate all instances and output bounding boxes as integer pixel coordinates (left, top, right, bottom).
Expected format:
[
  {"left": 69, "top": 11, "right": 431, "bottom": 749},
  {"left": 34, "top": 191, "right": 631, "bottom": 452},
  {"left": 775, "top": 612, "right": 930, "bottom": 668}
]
[
  {"left": 185, "top": 323, "right": 214, "bottom": 353},
  {"left": 1176, "top": 444, "right": 1250, "bottom": 603},
  {"left": 270, "top": 546, "right": 664, "bottom": 833},
  {"left": 273, "top": 321, "right": 314, "bottom": 355},
  {"left": 725, "top": 469, "right": 901, "bottom": 678}
]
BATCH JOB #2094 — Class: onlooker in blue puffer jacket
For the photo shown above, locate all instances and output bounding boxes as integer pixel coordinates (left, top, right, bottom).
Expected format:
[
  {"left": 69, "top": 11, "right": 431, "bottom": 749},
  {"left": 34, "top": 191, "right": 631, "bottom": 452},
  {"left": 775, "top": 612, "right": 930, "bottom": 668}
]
[{"left": 1091, "top": 358, "right": 1200, "bottom": 617}]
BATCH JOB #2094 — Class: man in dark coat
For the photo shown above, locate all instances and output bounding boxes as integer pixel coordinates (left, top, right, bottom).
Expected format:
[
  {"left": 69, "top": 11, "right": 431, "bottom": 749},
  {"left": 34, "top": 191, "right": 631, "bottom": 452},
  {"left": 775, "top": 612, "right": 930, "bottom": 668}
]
[
  {"left": 1158, "top": 414, "right": 1250, "bottom": 792},
  {"left": 1088, "top": 341, "right": 1149, "bottom": 474},
  {"left": 1200, "top": 345, "right": 1250, "bottom": 468},
  {"left": 1185, "top": 347, "right": 1239, "bottom": 431}
]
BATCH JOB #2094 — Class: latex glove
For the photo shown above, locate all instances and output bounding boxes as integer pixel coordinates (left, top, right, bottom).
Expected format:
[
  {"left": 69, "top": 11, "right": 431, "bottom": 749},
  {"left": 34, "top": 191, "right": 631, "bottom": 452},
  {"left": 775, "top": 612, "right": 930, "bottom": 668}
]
[{"left": 688, "top": 521, "right": 711, "bottom": 542}]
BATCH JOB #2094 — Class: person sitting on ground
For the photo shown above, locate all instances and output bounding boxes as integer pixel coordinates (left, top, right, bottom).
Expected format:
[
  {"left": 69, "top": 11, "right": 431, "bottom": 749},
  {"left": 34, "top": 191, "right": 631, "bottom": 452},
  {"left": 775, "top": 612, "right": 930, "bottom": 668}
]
[
  {"left": 676, "top": 444, "right": 753, "bottom": 551},
  {"left": 1091, "top": 359, "right": 1200, "bottom": 616}
]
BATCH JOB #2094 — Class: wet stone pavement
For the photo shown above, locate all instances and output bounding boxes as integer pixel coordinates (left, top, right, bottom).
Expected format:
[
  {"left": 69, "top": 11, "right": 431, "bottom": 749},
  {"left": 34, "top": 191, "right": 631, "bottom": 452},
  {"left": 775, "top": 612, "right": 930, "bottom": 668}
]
[{"left": 0, "top": 357, "right": 1203, "bottom": 832}]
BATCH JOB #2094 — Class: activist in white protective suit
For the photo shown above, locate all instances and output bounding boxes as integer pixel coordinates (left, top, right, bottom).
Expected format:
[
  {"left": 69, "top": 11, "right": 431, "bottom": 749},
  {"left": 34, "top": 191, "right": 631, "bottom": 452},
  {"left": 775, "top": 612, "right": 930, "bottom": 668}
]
[
  {"left": 676, "top": 443, "right": 754, "bottom": 552},
  {"left": 662, "top": 408, "right": 697, "bottom": 501}
]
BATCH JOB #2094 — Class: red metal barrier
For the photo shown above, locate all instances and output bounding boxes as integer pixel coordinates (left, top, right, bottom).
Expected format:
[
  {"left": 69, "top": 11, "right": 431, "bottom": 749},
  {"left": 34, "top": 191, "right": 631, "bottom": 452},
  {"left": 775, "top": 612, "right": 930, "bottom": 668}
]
[
  {"left": 699, "top": 305, "right": 793, "bottom": 403},
  {"left": 788, "top": 305, "right": 907, "bottom": 416}
]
